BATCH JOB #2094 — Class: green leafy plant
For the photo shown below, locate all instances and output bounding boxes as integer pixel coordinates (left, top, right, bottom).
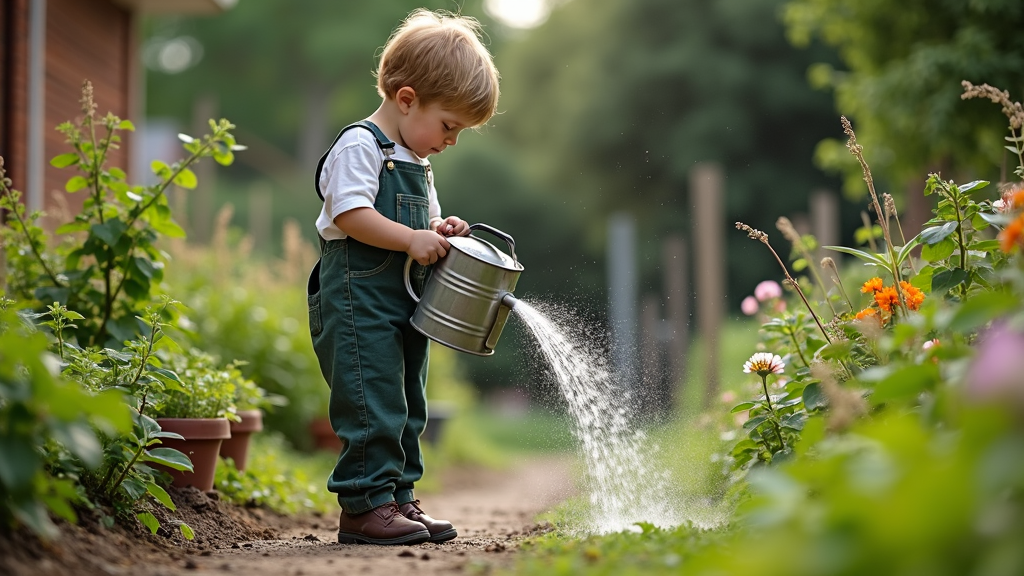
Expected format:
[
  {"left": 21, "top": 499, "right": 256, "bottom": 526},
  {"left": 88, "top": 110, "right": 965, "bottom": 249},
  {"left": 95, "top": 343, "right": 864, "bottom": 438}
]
[
  {"left": 1, "top": 81, "right": 245, "bottom": 540},
  {"left": 56, "top": 303, "right": 197, "bottom": 538},
  {"left": 0, "top": 305, "right": 131, "bottom": 539},
  {"left": 0, "top": 80, "right": 244, "bottom": 347},
  {"left": 151, "top": 348, "right": 238, "bottom": 420}
]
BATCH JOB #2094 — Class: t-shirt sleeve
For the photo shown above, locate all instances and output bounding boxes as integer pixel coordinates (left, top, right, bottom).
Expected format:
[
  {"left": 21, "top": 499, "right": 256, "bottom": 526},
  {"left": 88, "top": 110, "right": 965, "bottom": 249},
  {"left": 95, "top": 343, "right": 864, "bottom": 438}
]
[
  {"left": 427, "top": 166, "right": 442, "bottom": 222},
  {"left": 319, "top": 134, "right": 380, "bottom": 230}
]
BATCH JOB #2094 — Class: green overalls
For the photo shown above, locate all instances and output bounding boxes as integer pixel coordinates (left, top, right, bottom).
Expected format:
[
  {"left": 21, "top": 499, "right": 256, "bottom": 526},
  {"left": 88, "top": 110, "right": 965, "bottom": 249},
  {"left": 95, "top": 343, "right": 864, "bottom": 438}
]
[{"left": 308, "top": 121, "right": 431, "bottom": 514}]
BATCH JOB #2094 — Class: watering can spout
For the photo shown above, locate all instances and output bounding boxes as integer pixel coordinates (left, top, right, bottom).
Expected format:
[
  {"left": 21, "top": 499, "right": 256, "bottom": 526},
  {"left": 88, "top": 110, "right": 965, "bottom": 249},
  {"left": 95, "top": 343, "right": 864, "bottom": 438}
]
[
  {"left": 501, "top": 293, "right": 518, "bottom": 310},
  {"left": 484, "top": 292, "right": 519, "bottom": 352}
]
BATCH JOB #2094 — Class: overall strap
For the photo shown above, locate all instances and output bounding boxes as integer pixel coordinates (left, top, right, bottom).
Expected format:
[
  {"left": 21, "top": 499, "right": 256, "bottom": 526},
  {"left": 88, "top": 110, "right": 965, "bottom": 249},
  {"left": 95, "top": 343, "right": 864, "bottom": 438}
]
[{"left": 314, "top": 120, "right": 396, "bottom": 201}]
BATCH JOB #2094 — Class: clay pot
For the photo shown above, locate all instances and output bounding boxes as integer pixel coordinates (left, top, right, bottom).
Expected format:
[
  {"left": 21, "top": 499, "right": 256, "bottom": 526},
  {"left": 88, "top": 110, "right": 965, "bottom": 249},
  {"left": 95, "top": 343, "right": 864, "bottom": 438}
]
[
  {"left": 309, "top": 417, "right": 345, "bottom": 453},
  {"left": 154, "top": 418, "right": 231, "bottom": 491},
  {"left": 219, "top": 410, "right": 263, "bottom": 471}
]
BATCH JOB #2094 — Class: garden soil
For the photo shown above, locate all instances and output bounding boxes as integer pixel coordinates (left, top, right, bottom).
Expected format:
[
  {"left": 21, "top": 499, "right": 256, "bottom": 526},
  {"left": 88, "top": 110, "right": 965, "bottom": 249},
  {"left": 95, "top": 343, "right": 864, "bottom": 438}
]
[{"left": 0, "top": 455, "right": 574, "bottom": 576}]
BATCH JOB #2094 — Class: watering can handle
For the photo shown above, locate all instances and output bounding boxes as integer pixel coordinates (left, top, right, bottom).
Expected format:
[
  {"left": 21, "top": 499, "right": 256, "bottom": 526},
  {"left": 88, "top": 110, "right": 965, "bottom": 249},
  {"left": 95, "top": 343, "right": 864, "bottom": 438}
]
[
  {"left": 403, "top": 256, "right": 420, "bottom": 303},
  {"left": 469, "top": 223, "right": 518, "bottom": 263}
]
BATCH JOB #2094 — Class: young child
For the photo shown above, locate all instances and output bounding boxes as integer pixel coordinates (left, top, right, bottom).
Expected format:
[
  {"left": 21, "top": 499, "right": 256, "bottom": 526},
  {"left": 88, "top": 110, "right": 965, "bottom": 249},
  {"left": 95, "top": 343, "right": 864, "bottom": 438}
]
[{"left": 307, "top": 9, "right": 500, "bottom": 545}]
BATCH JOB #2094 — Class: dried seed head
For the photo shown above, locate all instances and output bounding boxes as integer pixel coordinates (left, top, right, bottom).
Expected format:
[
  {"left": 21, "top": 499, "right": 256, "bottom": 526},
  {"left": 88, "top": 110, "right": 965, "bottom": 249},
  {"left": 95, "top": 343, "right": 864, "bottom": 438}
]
[
  {"left": 841, "top": 116, "right": 864, "bottom": 155},
  {"left": 883, "top": 193, "right": 897, "bottom": 219},
  {"left": 821, "top": 257, "right": 838, "bottom": 274},
  {"left": 80, "top": 81, "right": 97, "bottom": 119},
  {"left": 735, "top": 222, "right": 768, "bottom": 243},
  {"left": 776, "top": 216, "right": 801, "bottom": 245},
  {"left": 962, "top": 80, "right": 1024, "bottom": 130}
]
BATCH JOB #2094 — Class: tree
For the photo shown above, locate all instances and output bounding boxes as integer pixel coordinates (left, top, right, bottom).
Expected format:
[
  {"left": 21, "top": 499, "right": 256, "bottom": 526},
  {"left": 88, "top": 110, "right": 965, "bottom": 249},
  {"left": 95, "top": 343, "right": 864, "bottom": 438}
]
[{"left": 783, "top": 0, "right": 1024, "bottom": 199}]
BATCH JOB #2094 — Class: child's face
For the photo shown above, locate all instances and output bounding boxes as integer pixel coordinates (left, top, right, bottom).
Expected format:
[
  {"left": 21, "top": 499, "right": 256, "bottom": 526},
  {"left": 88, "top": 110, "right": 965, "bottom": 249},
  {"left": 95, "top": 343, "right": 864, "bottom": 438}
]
[{"left": 398, "top": 98, "right": 473, "bottom": 158}]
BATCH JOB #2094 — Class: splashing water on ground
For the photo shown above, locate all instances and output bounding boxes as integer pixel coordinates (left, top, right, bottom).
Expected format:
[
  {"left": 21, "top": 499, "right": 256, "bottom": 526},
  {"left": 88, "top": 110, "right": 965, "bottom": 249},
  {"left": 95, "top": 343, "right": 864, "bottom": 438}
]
[{"left": 513, "top": 299, "right": 684, "bottom": 534}]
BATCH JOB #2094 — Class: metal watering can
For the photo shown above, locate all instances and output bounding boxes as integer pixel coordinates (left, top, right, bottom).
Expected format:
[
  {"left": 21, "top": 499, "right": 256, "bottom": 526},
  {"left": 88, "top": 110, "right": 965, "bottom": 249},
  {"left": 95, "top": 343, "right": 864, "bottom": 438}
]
[{"left": 403, "top": 223, "right": 523, "bottom": 356}]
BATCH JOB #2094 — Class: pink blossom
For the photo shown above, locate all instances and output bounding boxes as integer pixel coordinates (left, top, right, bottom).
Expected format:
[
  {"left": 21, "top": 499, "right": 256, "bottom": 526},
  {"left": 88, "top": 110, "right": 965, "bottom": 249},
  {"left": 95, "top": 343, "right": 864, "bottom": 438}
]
[
  {"left": 754, "top": 280, "right": 783, "bottom": 302},
  {"left": 966, "top": 325, "right": 1024, "bottom": 405},
  {"left": 741, "top": 296, "right": 759, "bottom": 316}
]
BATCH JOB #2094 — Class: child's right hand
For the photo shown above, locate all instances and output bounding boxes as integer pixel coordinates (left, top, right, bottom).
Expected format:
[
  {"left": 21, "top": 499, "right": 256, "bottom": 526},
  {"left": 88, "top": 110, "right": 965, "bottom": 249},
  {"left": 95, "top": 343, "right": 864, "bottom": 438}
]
[{"left": 407, "top": 229, "right": 450, "bottom": 265}]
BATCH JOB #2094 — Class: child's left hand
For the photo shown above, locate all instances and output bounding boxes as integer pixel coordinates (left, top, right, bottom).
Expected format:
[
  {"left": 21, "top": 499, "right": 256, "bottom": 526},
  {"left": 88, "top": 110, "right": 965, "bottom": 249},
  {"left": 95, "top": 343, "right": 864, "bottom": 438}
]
[{"left": 435, "top": 216, "right": 470, "bottom": 237}]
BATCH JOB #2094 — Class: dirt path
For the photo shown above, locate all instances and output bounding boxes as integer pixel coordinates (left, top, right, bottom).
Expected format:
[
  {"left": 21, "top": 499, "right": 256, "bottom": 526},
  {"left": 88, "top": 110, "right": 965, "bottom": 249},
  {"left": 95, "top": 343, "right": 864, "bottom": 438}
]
[{"left": 153, "top": 455, "right": 575, "bottom": 576}]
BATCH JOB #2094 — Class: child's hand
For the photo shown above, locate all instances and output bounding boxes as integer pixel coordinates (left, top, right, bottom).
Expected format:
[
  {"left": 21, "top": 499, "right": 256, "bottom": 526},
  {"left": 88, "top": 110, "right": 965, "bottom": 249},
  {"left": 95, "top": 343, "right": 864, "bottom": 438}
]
[
  {"left": 407, "top": 229, "right": 450, "bottom": 265},
  {"left": 435, "top": 216, "right": 470, "bottom": 237}
]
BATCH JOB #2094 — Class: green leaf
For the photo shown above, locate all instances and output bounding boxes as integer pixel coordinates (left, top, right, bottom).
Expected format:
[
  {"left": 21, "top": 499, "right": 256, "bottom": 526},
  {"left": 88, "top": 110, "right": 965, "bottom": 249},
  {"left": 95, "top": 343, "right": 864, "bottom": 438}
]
[
  {"left": 895, "top": 234, "right": 922, "bottom": 265},
  {"left": 932, "top": 268, "right": 969, "bottom": 295},
  {"left": 958, "top": 180, "right": 989, "bottom": 194},
  {"left": 970, "top": 240, "right": 1000, "bottom": 253},
  {"left": 911, "top": 266, "right": 934, "bottom": 293},
  {"left": 179, "top": 522, "right": 195, "bottom": 541},
  {"left": 824, "top": 245, "right": 888, "bottom": 267},
  {"left": 109, "top": 167, "right": 127, "bottom": 180},
  {"left": 872, "top": 363, "right": 940, "bottom": 404},
  {"left": 213, "top": 149, "right": 234, "bottom": 166},
  {"left": 148, "top": 217, "right": 187, "bottom": 239},
  {"left": 146, "top": 482, "right": 176, "bottom": 511},
  {"left": 0, "top": 435, "right": 41, "bottom": 490},
  {"left": 118, "top": 119, "right": 135, "bottom": 131},
  {"left": 90, "top": 219, "right": 127, "bottom": 247},
  {"left": 802, "top": 382, "right": 827, "bottom": 410},
  {"left": 65, "top": 175, "right": 89, "bottom": 193},
  {"left": 50, "top": 153, "right": 79, "bottom": 168},
  {"left": 151, "top": 160, "right": 171, "bottom": 177},
  {"left": 792, "top": 258, "right": 807, "bottom": 272},
  {"left": 40, "top": 493, "right": 77, "bottom": 523},
  {"left": 921, "top": 237, "right": 955, "bottom": 262},
  {"left": 54, "top": 220, "right": 90, "bottom": 235},
  {"left": 949, "top": 291, "right": 1020, "bottom": 333},
  {"left": 743, "top": 414, "right": 769, "bottom": 431},
  {"left": 780, "top": 412, "right": 806, "bottom": 430},
  {"left": 142, "top": 447, "right": 194, "bottom": 472},
  {"left": 137, "top": 512, "right": 160, "bottom": 534},
  {"left": 173, "top": 168, "right": 198, "bottom": 190},
  {"left": 12, "top": 500, "right": 59, "bottom": 540},
  {"left": 920, "top": 221, "right": 958, "bottom": 245},
  {"left": 730, "top": 402, "right": 757, "bottom": 413}
]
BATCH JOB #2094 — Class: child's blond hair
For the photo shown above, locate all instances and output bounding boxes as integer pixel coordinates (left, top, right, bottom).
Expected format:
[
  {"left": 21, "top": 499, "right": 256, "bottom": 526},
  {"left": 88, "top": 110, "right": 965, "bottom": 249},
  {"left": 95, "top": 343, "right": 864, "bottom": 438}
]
[{"left": 376, "top": 10, "right": 500, "bottom": 127}]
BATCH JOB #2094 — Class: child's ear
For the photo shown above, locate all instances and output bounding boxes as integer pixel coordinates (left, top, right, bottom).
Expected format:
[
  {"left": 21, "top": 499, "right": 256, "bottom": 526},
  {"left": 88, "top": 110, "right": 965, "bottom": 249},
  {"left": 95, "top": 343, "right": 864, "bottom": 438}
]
[{"left": 396, "top": 86, "right": 417, "bottom": 113}]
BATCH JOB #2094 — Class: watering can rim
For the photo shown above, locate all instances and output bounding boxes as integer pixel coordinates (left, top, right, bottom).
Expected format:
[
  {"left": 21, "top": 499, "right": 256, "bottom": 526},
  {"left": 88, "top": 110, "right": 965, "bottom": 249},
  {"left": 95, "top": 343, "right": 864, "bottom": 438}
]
[{"left": 447, "top": 234, "right": 525, "bottom": 272}]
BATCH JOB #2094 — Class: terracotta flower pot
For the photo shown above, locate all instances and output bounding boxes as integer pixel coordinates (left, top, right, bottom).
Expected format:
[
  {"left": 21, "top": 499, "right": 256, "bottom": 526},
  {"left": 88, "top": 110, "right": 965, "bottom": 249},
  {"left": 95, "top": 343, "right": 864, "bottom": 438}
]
[
  {"left": 309, "top": 417, "right": 345, "bottom": 453},
  {"left": 154, "top": 418, "right": 231, "bottom": 491},
  {"left": 219, "top": 409, "right": 263, "bottom": 471}
]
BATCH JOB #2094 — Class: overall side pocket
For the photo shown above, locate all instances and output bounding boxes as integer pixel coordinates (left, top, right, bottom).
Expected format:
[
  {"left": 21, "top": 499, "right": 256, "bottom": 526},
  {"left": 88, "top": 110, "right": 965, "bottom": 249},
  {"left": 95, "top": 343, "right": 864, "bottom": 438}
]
[{"left": 307, "top": 259, "right": 323, "bottom": 337}]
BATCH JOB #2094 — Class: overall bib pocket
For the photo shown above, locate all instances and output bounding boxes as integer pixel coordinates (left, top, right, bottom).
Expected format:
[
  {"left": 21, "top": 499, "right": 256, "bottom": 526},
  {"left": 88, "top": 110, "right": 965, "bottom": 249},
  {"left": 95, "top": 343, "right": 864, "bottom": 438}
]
[{"left": 397, "top": 194, "right": 430, "bottom": 289}]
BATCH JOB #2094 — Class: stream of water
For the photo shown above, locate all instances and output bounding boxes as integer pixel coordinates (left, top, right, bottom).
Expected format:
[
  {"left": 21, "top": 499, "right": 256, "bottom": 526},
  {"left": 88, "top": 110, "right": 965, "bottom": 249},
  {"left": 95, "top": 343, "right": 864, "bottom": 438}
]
[{"left": 512, "top": 299, "right": 684, "bottom": 534}]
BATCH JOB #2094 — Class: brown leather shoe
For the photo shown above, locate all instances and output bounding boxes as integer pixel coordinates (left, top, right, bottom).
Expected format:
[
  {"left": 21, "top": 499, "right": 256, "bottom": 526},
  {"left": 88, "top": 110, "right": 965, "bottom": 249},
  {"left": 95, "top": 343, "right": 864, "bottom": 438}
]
[
  {"left": 337, "top": 501, "right": 430, "bottom": 545},
  {"left": 399, "top": 500, "right": 457, "bottom": 542}
]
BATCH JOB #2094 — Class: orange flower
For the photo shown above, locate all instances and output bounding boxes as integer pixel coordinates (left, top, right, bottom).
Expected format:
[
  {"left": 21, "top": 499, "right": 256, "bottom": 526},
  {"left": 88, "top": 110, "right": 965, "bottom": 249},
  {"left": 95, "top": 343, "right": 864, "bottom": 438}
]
[
  {"left": 855, "top": 307, "right": 883, "bottom": 326},
  {"left": 874, "top": 286, "right": 900, "bottom": 313},
  {"left": 999, "top": 214, "right": 1024, "bottom": 253},
  {"left": 1013, "top": 188, "right": 1024, "bottom": 207},
  {"left": 899, "top": 281, "right": 925, "bottom": 311},
  {"left": 861, "top": 277, "right": 884, "bottom": 294},
  {"left": 855, "top": 307, "right": 877, "bottom": 320}
]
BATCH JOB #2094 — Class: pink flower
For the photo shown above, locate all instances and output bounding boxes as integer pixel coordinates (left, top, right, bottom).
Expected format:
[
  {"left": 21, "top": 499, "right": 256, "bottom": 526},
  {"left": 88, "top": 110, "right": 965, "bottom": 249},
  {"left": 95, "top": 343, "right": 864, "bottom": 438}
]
[
  {"left": 741, "top": 296, "right": 759, "bottom": 316},
  {"left": 754, "top": 280, "right": 783, "bottom": 302},
  {"left": 922, "top": 339, "right": 940, "bottom": 350},
  {"left": 966, "top": 325, "right": 1024, "bottom": 405}
]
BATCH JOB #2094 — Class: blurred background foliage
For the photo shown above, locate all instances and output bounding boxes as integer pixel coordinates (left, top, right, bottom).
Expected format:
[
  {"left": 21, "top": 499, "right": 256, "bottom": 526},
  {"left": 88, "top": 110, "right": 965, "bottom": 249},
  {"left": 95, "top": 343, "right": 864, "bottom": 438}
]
[{"left": 142, "top": 0, "right": 1023, "bottom": 403}]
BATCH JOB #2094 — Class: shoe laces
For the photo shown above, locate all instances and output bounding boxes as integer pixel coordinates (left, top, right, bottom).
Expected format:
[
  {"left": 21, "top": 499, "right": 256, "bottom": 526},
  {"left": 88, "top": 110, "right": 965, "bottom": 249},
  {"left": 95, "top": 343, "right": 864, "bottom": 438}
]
[
  {"left": 403, "top": 499, "right": 425, "bottom": 517},
  {"left": 377, "top": 501, "right": 403, "bottom": 522}
]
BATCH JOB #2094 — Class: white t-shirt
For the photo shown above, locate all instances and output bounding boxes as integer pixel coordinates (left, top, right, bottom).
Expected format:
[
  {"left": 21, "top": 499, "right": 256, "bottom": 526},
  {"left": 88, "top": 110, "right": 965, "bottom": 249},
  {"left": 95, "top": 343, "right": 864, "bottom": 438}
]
[{"left": 315, "top": 126, "right": 442, "bottom": 240}]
